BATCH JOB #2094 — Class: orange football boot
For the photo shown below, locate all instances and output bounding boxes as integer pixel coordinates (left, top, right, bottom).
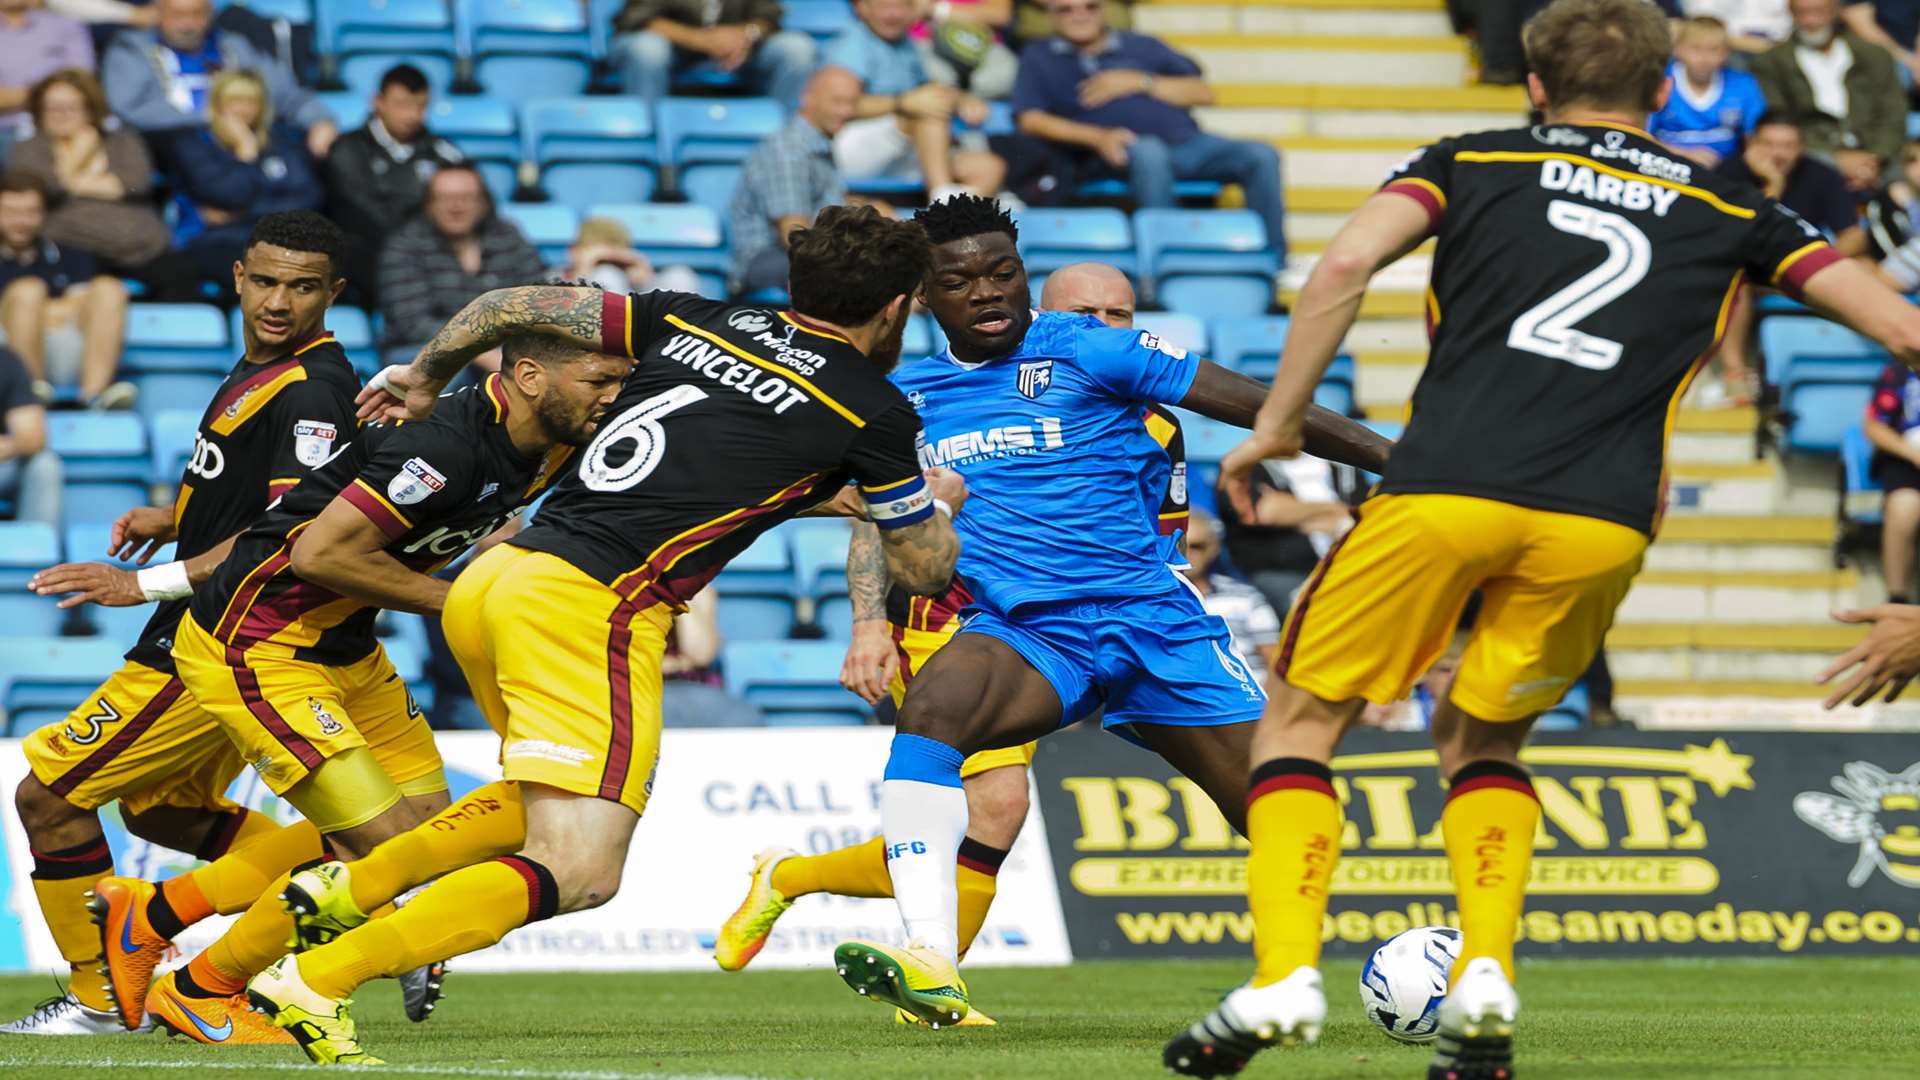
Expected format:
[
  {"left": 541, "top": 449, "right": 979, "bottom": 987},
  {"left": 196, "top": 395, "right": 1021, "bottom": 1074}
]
[
  {"left": 146, "top": 969, "right": 294, "bottom": 1044},
  {"left": 87, "top": 876, "right": 172, "bottom": 1029}
]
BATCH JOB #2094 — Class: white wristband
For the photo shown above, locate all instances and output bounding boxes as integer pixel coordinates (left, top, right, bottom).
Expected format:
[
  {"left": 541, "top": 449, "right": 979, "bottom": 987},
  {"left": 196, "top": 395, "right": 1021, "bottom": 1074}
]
[
  {"left": 136, "top": 560, "right": 193, "bottom": 602},
  {"left": 934, "top": 498, "right": 954, "bottom": 519}
]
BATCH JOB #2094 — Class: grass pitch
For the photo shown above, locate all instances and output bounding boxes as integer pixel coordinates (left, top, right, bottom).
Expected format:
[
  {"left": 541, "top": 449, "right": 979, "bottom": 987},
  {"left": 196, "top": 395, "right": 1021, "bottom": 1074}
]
[{"left": 0, "top": 957, "right": 1915, "bottom": 1079}]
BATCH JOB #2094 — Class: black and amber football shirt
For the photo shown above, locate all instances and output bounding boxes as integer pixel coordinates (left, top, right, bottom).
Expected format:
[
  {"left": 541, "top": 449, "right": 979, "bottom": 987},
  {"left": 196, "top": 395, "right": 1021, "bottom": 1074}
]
[
  {"left": 191, "top": 373, "right": 571, "bottom": 665},
  {"left": 1377, "top": 123, "right": 1844, "bottom": 534}
]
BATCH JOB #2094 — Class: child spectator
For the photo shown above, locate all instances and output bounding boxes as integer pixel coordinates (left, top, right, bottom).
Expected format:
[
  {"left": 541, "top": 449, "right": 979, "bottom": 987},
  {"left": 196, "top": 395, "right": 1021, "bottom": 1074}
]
[
  {"left": 1652, "top": 17, "right": 1767, "bottom": 167},
  {"left": 1865, "top": 359, "right": 1920, "bottom": 602}
]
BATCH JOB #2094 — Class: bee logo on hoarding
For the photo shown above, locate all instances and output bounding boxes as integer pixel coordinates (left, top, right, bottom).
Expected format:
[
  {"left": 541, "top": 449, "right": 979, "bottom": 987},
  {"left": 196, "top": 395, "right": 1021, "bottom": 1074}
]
[{"left": 1793, "top": 761, "right": 1920, "bottom": 888}]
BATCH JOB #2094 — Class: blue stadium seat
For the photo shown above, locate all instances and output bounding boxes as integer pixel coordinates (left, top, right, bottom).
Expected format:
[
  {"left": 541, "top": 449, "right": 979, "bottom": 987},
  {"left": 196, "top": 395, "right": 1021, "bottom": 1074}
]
[
  {"left": 1539, "top": 682, "right": 1587, "bottom": 730},
  {"left": 317, "top": 0, "right": 456, "bottom": 87},
  {"left": 717, "top": 595, "right": 797, "bottom": 641},
  {"left": 588, "top": 203, "right": 729, "bottom": 292},
  {"left": 1209, "top": 315, "right": 1357, "bottom": 410},
  {"left": 783, "top": 0, "right": 856, "bottom": 41},
  {"left": 1078, "top": 178, "right": 1223, "bottom": 201},
  {"left": 713, "top": 529, "right": 794, "bottom": 595},
  {"left": 0, "top": 521, "right": 58, "bottom": 589},
  {"left": 0, "top": 594, "right": 70, "bottom": 639},
  {"left": 315, "top": 91, "right": 370, "bottom": 131},
  {"left": 499, "top": 203, "right": 580, "bottom": 265},
  {"left": 1157, "top": 274, "right": 1273, "bottom": 319},
  {"left": 587, "top": 0, "right": 624, "bottom": 61},
  {"left": 429, "top": 96, "right": 518, "bottom": 164},
  {"left": 0, "top": 638, "right": 126, "bottom": 719},
  {"left": 1134, "top": 209, "right": 1279, "bottom": 305},
  {"left": 1015, "top": 207, "right": 1135, "bottom": 277},
  {"left": 1759, "top": 315, "right": 1886, "bottom": 388},
  {"left": 63, "top": 482, "right": 148, "bottom": 527},
  {"left": 787, "top": 519, "right": 851, "bottom": 605},
  {"left": 329, "top": 306, "right": 380, "bottom": 378},
  {"left": 522, "top": 98, "right": 659, "bottom": 206},
  {"left": 76, "top": 602, "right": 151, "bottom": 642},
  {"left": 1785, "top": 382, "right": 1875, "bottom": 455},
  {"left": 657, "top": 98, "right": 785, "bottom": 212},
  {"left": 763, "top": 711, "right": 866, "bottom": 727},
  {"left": 721, "top": 641, "right": 868, "bottom": 721},
  {"left": 457, "top": 0, "right": 594, "bottom": 97},
  {"left": 234, "top": 0, "right": 313, "bottom": 23},
  {"left": 123, "top": 304, "right": 230, "bottom": 374},
  {"left": 47, "top": 414, "right": 148, "bottom": 483},
  {"left": 1172, "top": 409, "right": 1243, "bottom": 466},
  {"left": 1133, "top": 312, "right": 1207, "bottom": 356},
  {"left": 151, "top": 409, "right": 201, "bottom": 485},
  {"left": 903, "top": 313, "right": 934, "bottom": 358},
  {"left": 132, "top": 372, "right": 219, "bottom": 425},
  {"left": 1842, "top": 423, "right": 1884, "bottom": 526}
]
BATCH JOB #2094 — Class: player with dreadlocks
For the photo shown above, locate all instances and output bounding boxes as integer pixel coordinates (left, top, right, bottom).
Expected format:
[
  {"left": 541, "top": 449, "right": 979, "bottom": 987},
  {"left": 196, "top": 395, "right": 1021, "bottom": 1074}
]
[{"left": 817, "top": 194, "right": 1397, "bottom": 1025}]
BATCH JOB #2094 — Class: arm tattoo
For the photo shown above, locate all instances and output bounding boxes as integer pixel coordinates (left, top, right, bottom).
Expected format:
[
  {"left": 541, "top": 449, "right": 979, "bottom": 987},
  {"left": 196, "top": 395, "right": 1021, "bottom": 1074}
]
[
  {"left": 413, "top": 285, "right": 609, "bottom": 382},
  {"left": 848, "top": 520, "right": 891, "bottom": 621},
  {"left": 877, "top": 515, "right": 961, "bottom": 597}
]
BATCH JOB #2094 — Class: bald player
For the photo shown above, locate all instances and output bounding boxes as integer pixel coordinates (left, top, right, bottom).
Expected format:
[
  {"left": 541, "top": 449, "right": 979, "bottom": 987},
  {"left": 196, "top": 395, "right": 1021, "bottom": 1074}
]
[{"left": 712, "top": 261, "right": 1187, "bottom": 1027}]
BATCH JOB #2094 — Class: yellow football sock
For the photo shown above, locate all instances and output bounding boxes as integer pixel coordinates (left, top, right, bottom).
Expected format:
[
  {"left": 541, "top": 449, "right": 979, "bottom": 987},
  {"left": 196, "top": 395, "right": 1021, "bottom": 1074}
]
[
  {"left": 301, "top": 855, "right": 559, "bottom": 1000},
  {"left": 1442, "top": 761, "right": 1540, "bottom": 984},
  {"left": 769, "top": 835, "right": 893, "bottom": 899},
  {"left": 1246, "top": 758, "right": 1343, "bottom": 987},
  {"left": 347, "top": 781, "right": 526, "bottom": 914},
  {"left": 186, "top": 819, "right": 324, "bottom": 915},
  {"left": 955, "top": 838, "right": 1010, "bottom": 961},
  {"left": 29, "top": 838, "right": 115, "bottom": 1012},
  {"left": 201, "top": 869, "right": 302, "bottom": 988},
  {"left": 202, "top": 807, "right": 283, "bottom": 857}
]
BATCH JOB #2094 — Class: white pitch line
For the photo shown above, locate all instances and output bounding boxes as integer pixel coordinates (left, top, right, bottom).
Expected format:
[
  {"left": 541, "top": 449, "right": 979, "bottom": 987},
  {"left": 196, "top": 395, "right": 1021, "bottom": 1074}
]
[{"left": 0, "top": 1059, "right": 776, "bottom": 1080}]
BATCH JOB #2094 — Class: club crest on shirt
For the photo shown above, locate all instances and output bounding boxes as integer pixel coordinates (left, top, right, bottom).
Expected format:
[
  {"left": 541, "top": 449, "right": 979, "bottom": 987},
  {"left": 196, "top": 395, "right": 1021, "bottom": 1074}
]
[
  {"left": 1017, "top": 360, "right": 1053, "bottom": 399},
  {"left": 292, "top": 420, "right": 338, "bottom": 467},
  {"left": 388, "top": 456, "right": 447, "bottom": 506}
]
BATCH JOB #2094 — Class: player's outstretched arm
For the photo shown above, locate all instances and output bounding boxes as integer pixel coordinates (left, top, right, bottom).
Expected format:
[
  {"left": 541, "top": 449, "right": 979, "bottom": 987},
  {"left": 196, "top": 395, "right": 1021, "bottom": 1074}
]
[
  {"left": 1796, "top": 257, "right": 1920, "bottom": 368},
  {"left": 288, "top": 497, "right": 451, "bottom": 616},
  {"left": 1178, "top": 362, "right": 1393, "bottom": 472}
]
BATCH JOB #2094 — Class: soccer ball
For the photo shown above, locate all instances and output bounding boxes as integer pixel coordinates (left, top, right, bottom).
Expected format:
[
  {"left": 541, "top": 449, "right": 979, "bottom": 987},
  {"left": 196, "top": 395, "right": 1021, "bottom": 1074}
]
[{"left": 1357, "top": 926, "right": 1462, "bottom": 1043}]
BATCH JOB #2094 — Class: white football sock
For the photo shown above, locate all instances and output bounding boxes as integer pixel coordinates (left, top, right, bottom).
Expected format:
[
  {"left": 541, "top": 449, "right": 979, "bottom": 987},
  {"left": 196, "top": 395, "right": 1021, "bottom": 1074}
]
[{"left": 879, "top": 778, "right": 969, "bottom": 962}]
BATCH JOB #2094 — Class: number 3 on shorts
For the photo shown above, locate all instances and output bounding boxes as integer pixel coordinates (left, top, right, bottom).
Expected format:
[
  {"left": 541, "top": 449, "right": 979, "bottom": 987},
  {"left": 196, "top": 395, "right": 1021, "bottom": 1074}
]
[{"left": 580, "top": 384, "right": 708, "bottom": 492}]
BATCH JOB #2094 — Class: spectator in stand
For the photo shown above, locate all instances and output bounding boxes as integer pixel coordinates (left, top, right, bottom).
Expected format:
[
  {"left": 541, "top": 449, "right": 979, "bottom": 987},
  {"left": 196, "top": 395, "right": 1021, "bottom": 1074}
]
[
  {"left": 379, "top": 164, "right": 545, "bottom": 369},
  {"left": 1868, "top": 139, "right": 1920, "bottom": 264},
  {"left": 0, "top": 0, "right": 94, "bottom": 140},
  {"left": 826, "top": 0, "right": 1006, "bottom": 200},
  {"left": 325, "top": 64, "right": 465, "bottom": 305},
  {"left": 0, "top": 171, "right": 133, "bottom": 409},
  {"left": 916, "top": 0, "right": 1019, "bottom": 100},
  {"left": 1217, "top": 450, "right": 1353, "bottom": 615},
  {"left": 1652, "top": 17, "right": 1768, "bottom": 167},
  {"left": 1716, "top": 110, "right": 1865, "bottom": 397},
  {"left": 5, "top": 69, "right": 172, "bottom": 272},
  {"left": 730, "top": 65, "right": 858, "bottom": 294},
  {"left": 0, "top": 343, "right": 60, "bottom": 526},
  {"left": 1683, "top": 0, "right": 1794, "bottom": 55},
  {"left": 1865, "top": 358, "right": 1920, "bottom": 602},
  {"left": 164, "top": 68, "right": 325, "bottom": 301},
  {"left": 1038, "top": 259, "right": 1135, "bottom": 326},
  {"left": 102, "top": 0, "right": 336, "bottom": 157},
  {"left": 1012, "top": 0, "right": 1287, "bottom": 262},
  {"left": 1844, "top": 0, "right": 1920, "bottom": 83},
  {"left": 1181, "top": 510, "right": 1281, "bottom": 676},
  {"left": 553, "top": 215, "right": 702, "bottom": 295},
  {"left": 611, "top": 0, "right": 816, "bottom": 109},
  {"left": 1752, "top": 0, "right": 1904, "bottom": 191}
]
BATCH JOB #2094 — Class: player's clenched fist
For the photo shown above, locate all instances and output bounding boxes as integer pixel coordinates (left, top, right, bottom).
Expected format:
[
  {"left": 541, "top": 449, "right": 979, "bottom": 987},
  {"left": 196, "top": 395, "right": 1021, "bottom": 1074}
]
[
  {"left": 924, "top": 466, "right": 968, "bottom": 517},
  {"left": 840, "top": 618, "right": 900, "bottom": 704}
]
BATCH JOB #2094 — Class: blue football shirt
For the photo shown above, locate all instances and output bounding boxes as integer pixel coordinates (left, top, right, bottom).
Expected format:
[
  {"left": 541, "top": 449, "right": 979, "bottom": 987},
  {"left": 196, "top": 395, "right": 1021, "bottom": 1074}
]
[
  {"left": 1649, "top": 62, "right": 1765, "bottom": 161},
  {"left": 892, "top": 311, "right": 1200, "bottom": 613}
]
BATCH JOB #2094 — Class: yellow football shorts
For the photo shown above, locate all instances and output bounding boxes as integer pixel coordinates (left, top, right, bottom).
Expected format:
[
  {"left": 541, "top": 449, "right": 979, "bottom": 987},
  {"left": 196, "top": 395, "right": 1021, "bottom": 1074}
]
[
  {"left": 1278, "top": 493, "right": 1648, "bottom": 722},
  {"left": 172, "top": 615, "right": 446, "bottom": 828},
  {"left": 442, "top": 544, "right": 666, "bottom": 817},
  {"left": 890, "top": 621, "right": 1037, "bottom": 778},
  {"left": 23, "top": 659, "right": 246, "bottom": 816}
]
